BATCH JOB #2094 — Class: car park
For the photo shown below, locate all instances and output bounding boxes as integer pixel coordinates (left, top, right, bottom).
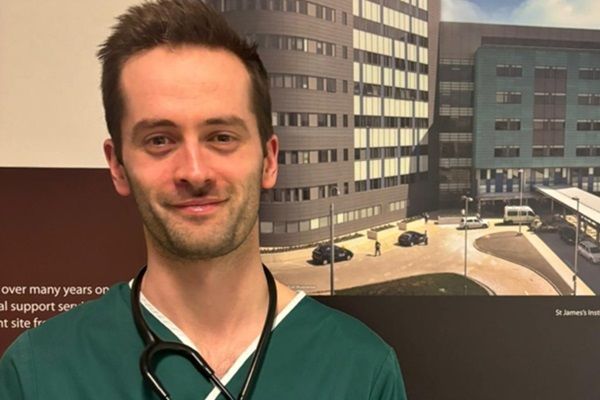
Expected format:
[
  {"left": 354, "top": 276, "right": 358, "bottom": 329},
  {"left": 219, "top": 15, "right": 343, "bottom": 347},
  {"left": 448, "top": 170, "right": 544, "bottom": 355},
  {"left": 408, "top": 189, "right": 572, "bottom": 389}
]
[
  {"left": 458, "top": 216, "right": 488, "bottom": 229},
  {"left": 398, "top": 231, "right": 428, "bottom": 246},
  {"left": 578, "top": 241, "right": 600, "bottom": 264},
  {"left": 311, "top": 244, "right": 353, "bottom": 265},
  {"left": 559, "top": 226, "right": 577, "bottom": 245}
]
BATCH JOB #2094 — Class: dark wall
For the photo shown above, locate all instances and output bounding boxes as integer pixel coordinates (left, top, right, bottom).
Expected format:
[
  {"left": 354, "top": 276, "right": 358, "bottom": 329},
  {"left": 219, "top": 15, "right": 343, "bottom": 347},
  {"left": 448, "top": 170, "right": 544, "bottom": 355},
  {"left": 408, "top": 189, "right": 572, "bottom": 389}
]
[{"left": 2, "top": 168, "right": 600, "bottom": 399}]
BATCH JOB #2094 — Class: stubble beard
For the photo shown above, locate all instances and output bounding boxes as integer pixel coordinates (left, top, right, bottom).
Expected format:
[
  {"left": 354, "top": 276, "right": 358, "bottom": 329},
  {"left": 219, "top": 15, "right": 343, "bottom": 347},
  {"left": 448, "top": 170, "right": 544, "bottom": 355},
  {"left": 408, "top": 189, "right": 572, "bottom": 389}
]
[{"left": 126, "top": 166, "right": 262, "bottom": 262}]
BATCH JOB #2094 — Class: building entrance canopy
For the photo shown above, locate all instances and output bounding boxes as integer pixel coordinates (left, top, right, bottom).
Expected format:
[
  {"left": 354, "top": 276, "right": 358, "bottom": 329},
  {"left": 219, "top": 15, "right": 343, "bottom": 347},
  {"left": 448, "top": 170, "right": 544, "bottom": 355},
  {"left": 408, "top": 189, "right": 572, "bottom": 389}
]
[{"left": 535, "top": 185, "right": 600, "bottom": 228}]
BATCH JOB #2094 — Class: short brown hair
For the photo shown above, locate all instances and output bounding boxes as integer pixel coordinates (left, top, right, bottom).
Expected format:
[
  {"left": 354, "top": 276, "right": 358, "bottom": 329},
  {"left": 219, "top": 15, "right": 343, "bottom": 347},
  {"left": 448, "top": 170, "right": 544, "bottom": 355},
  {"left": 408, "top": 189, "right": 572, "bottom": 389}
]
[{"left": 97, "top": 0, "right": 273, "bottom": 162}]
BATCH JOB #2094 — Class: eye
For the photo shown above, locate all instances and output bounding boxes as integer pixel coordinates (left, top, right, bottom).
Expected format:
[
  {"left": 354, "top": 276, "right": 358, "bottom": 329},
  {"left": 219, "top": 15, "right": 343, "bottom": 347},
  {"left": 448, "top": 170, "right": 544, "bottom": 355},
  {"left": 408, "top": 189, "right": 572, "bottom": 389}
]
[
  {"left": 143, "top": 134, "right": 176, "bottom": 154},
  {"left": 147, "top": 135, "right": 172, "bottom": 146},
  {"left": 212, "top": 133, "right": 234, "bottom": 143}
]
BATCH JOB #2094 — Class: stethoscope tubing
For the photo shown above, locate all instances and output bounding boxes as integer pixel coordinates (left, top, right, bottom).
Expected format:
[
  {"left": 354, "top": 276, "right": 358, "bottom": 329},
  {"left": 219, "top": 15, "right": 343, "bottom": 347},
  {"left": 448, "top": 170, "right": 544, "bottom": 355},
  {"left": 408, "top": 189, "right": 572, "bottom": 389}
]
[{"left": 130, "top": 265, "right": 277, "bottom": 400}]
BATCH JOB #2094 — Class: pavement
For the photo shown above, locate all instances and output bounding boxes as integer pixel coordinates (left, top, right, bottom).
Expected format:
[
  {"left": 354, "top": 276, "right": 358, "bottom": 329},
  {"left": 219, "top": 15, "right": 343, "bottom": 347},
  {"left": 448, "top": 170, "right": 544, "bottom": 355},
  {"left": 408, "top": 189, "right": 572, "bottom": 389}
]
[{"left": 261, "top": 211, "right": 595, "bottom": 296}]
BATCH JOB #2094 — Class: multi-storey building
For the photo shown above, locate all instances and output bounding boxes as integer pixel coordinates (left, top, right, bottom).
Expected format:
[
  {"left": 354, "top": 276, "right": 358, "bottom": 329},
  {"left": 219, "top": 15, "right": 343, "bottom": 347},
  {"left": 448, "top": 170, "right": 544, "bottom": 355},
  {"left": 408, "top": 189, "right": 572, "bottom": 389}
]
[
  {"left": 437, "top": 22, "right": 600, "bottom": 208},
  {"left": 209, "top": 0, "right": 440, "bottom": 246}
]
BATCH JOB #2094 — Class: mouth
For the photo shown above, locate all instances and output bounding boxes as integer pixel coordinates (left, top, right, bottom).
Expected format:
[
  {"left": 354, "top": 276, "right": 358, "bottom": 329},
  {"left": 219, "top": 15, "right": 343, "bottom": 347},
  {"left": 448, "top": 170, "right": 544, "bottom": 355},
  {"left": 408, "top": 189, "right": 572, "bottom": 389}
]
[{"left": 169, "top": 198, "right": 227, "bottom": 216}]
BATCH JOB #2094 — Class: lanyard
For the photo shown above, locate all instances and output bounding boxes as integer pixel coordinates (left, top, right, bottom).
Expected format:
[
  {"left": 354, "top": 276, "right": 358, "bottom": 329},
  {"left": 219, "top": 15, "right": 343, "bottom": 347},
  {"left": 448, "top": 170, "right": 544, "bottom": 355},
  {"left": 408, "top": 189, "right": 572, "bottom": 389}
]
[{"left": 131, "top": 265, "right": 277, "bottom": 400}]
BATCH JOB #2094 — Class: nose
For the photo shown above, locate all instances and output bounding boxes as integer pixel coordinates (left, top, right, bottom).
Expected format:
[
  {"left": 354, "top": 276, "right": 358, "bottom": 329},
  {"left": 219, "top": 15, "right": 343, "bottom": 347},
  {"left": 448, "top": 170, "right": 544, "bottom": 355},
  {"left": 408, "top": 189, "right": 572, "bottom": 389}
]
[{"left": 172, "top": 141, "right": 214, "bottom": 193}]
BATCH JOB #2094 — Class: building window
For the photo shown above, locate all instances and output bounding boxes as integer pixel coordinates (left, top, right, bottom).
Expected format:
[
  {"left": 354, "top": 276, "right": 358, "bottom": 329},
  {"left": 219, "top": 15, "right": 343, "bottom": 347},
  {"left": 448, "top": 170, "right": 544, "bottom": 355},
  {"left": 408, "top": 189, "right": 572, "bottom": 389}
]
[
  {"left": 354, "top": 49, "right": 428, "bottom": 76},
  {"left": 369, "top": 148, "right": 382, "bottom": 158},
  {"left": 355, "top": 115, "right": 428, "bottom": 128},
  {"left": 578, "top": 93, "right": 600, "bottom": 106},
  {"left": 251, "top": 33, "right": 336, "bottom": 57},
  {"left": 496, "top": 91, "right": 522, "bottom": 104},
  {"left": 354, "top": 148, "right": 366, "bottom": 160},
  {"left": 272, "top": 112, "right": 337, "bottom": 127},
  {"left": 260, "top": 221, "right": 273, "bottom": 233},
  {"left": 384, "top": 176, "right": 399, "bottom": 187},
  {"left": 534, "top": 93, "right": 566, "bottom": 105},
  {"left": 533, "top": 119, "right": 565, "bottom": 130},
  {"left": 579, "top": 67, "right": 600, "bottom": 80},
  {"left": 370, "top": 179, "right": 382, "bottom": 190},
  {"left": 494, "top": 146, "right": 520, "bottom": 158},
  {"left": 357, "top": 82, "right": 426, "bottom": 101},
  {"left": 535, "top": 66, "right": 567, "bottom": 79},
  {"left": 342, "top": 11, "right": 347, "bottom": 25},
  {"left": 355, "top": 180, "right": 367, "bottom": 192},
  {"left": 495, "top": 118, "right": 521, "bottom": 131},
  {"left": 577, "top": 120, "right": 600, "bottom": 131},
  {"left": 278, "top": 149, "right": 338, "bottom": 164},
  {"left": 496, "top": 64, "right": 522, "bottom": 77},
  {"left": 532, "top": 146, "right": 565, "bottom": 157},
  {"left": 270, "top": 73, "right": 336, "bottom": 92},
  {"left": 576, "top": 146, "right": 600, "bottom": 157}
]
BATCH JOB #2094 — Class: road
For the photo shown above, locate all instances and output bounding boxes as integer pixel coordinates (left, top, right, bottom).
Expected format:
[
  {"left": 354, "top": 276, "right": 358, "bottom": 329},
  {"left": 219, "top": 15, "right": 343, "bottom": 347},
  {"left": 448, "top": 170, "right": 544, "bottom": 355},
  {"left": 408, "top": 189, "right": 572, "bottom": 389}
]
[
  {"left": 537, "top": 232, "right": 600, "bottom": 293},
  {"left": 263, "top": 219, "right": 561, "bottom": 295}
]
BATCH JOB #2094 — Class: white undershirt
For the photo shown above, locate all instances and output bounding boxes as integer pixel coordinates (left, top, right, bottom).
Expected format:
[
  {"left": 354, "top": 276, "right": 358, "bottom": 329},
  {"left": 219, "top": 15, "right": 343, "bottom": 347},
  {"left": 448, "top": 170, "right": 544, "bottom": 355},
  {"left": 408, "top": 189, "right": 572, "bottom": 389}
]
[{"left": 128, "top": 279, "right": 306, "bottom": 400}]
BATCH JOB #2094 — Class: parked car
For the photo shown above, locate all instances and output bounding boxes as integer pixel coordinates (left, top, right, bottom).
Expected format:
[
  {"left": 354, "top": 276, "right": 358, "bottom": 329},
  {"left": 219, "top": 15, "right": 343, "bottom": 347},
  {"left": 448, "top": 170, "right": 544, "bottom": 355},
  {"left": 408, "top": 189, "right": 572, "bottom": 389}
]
[
  {"left": 531, "top": 218, "right": 558, "bottom": 233},
  {"left": 559, "top": 226, "right": 577, "bottom": 245},
  {"left": 312, "top": 244, "right": 353, "bottom": 265},
  {"left": 503, "top": 205, "right": 538, "bottom": 224},
  {"left": 398, "top": 231, "right": 428, "bottom": 246},
  {"left": 578, "top": 241, "right": 600, "bottom": 264},
  {"left": 458, "top": 216, "right": 488, "bottom": 229}
]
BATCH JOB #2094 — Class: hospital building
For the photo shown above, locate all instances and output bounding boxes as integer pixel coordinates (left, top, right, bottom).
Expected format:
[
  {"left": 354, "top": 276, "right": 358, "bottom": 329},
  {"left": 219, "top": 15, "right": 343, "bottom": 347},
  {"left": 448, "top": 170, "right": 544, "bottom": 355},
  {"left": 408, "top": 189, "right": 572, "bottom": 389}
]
[
  {"left": 208, "top": 0, "right": 440, "bottom": 246},
  {"left": 437, "top": 22, "right": 600, "bottom": 209},
  {"left": 208, "top": 1, "right": 600, "bottom": 247}
]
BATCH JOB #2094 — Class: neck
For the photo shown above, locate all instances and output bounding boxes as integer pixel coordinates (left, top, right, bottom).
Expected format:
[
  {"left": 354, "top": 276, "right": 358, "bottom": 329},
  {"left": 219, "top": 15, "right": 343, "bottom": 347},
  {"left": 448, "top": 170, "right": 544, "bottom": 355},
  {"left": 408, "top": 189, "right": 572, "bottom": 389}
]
[
  {"left": 138, "top": 226, "right": 297, "bottom": 377},
  {"left": 141, "top": 228, "right": 267, "bottom": 338}
]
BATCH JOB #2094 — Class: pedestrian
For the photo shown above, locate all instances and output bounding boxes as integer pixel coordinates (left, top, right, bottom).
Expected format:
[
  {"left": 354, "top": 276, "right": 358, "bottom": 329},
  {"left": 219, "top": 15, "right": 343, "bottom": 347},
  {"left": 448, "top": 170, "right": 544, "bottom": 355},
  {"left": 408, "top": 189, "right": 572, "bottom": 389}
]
[
  {"left": 423, "top": 212, "right": 429, "bottom": 224},
  {"left": 375, "top": 240, "right": 382, "bottom": 256}
]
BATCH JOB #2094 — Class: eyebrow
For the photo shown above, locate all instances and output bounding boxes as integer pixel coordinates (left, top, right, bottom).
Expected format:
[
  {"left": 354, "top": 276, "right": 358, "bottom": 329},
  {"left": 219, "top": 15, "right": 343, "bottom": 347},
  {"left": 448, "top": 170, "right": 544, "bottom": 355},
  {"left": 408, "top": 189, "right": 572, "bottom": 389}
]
[
  {"left": 131, "top": 119, "right": 177, "bottom": 139},
  {"left": 131, "top": 115, "right": 249, "bottom": 138},
  {"left": 203, "top": 115, "right": 249, "bottom": 132}
]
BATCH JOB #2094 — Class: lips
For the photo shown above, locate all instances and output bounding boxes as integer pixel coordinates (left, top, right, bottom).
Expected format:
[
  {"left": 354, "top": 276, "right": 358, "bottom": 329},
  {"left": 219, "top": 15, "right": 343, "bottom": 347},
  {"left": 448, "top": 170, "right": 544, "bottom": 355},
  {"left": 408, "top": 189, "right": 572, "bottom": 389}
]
[{"left": 169, "top": 198, "right": 227, "bottom": 216}]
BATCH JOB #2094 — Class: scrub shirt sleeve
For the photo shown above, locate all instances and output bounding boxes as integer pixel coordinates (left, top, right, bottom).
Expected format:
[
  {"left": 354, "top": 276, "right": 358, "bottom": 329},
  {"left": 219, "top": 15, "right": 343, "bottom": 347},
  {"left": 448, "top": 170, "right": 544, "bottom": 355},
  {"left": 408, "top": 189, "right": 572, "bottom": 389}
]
[
  {"left": 0, "top": 333, "right": 34, "bottom": 400},
  {"left": 368, "top": 347, "right": 407, "bottom": 400}
]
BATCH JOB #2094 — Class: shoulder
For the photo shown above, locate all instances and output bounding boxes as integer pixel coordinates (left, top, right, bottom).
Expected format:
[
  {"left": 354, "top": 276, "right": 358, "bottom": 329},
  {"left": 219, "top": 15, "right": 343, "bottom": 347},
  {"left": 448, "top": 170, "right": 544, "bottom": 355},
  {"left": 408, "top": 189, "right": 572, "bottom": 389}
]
[
  {"left": 269, "top": 295, "right": 407, "bottom": 399},
  {"left": 283, "top": 295, "right": 394, "bottom": 360},
  {"left": 0, "top": 283, "right": 132, "bottom": 398},
  {"left": 28, "top": 283, "right": 130, "bottom": 344},
  {"left": 2, "top": 283, "right": 131, "bottom": 360}
]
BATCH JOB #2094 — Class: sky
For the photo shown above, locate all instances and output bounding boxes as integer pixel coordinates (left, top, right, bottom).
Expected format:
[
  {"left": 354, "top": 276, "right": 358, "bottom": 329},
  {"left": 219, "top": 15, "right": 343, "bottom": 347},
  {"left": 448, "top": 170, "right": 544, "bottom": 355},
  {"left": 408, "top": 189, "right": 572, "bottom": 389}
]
[{"left": 442, "top": 0, "right": 600, "bottom": 29}]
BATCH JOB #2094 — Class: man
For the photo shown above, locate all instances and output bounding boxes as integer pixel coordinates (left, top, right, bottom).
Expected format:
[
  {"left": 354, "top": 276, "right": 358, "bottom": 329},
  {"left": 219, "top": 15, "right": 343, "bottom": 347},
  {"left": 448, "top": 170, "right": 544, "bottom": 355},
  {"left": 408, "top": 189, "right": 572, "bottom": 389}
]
[
  {"left": 0, "top": 1, "right": 406, "bottom": 398},
  {"left": 375, "top": 240, "right": 382, "bottom": 256}
]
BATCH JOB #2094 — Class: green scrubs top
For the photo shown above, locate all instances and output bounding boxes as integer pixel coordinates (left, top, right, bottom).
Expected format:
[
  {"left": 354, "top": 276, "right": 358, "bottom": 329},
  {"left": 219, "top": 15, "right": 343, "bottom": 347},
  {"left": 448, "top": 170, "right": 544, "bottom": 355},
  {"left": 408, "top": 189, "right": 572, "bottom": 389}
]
[{"left": 0, "top": 283, "right": 406, "bottom": 399}]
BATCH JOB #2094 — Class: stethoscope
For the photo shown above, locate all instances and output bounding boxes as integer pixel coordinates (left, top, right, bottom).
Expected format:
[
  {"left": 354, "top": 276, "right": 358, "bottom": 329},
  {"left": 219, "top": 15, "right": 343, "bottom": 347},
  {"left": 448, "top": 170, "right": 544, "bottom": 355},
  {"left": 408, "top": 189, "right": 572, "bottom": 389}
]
[{"left": 131, "top": 264, "right": 277, "bottom": 400}]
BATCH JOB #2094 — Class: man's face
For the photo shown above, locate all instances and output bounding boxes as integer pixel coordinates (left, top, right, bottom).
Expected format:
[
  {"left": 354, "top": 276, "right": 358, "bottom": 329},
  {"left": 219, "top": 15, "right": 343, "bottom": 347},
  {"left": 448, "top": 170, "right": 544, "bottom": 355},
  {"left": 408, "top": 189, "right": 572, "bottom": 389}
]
[{"left": 104, "top": 45, "right": 278, "bottom": 261}]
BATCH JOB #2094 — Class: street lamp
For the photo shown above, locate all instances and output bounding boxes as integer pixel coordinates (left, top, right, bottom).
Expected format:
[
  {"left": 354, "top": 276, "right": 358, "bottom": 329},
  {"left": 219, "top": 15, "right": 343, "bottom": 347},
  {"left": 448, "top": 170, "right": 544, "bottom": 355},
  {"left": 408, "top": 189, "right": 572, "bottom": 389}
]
[
  {"left": 329, "top": 186, "right": 341, "bottom": 296},
  {"left": 518, "top": 169, "right": 524, "bottom": 235},
  {"left": 572, "top": 196, "right": 580, "bottom": 296},
  {"left": 461, "top": 195, "right": 473, "bottom": 296}
]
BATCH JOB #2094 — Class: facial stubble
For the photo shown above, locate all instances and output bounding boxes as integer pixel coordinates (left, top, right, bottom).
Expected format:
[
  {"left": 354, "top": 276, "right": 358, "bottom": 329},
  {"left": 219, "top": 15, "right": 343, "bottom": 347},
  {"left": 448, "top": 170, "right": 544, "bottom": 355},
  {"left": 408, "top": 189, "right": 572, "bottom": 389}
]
[{"left": 125, "top": 162, "right": 263, "bottom": 262}]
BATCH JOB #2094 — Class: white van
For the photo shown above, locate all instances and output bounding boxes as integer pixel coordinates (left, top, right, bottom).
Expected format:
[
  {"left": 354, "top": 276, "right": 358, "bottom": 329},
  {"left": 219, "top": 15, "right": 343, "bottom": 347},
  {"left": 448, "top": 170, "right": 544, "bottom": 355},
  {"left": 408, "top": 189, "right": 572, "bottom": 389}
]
[{"left": 503, "top": 206, "right": 538, "bottom": 224}]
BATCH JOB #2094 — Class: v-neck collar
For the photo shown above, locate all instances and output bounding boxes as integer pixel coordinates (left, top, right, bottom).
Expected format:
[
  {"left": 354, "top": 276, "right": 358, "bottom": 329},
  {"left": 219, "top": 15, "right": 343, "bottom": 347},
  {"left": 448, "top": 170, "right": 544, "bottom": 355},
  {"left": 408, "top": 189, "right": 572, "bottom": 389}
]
[{"left": 128, "top": 279, "right": 306, "bottom": 399}]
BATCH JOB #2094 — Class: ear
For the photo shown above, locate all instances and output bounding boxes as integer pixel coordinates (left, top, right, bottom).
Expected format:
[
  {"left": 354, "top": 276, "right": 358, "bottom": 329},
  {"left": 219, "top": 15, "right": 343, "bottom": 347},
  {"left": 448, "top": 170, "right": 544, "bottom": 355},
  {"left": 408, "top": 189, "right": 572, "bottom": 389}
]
[
  {"left": 103, "top": 139, "right": 131, "bottom": 196},
  {"left": 261, "top": 134, "right": 279, "bottom": 190}
]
